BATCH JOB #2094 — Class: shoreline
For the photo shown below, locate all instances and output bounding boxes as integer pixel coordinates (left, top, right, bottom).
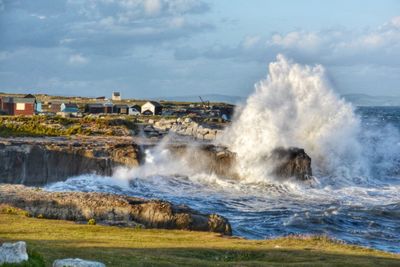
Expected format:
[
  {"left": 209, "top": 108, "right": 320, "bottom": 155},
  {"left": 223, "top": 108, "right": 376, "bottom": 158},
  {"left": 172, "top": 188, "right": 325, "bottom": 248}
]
[{"left": 1, "top": 212, "right": 399, "bottom": 266}]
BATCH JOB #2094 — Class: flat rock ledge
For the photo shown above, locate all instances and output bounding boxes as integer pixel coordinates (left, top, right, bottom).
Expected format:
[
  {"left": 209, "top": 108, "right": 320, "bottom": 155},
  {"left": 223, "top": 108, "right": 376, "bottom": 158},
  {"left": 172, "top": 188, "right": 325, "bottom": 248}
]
[
  {"left": 53, "top": 258, "right": 106, "bottom": 267},
  {"left": 0, "top": 184, "right": 232, "bottom": 235}
]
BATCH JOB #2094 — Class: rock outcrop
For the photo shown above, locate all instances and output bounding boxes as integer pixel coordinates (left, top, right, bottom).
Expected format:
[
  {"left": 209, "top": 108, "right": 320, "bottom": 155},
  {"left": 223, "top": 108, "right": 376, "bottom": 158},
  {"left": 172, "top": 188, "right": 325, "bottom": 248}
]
[
  {"left": 153, "top": 118, "right": 224, "bottom": 141},
  {"left": 0, "top": 241, "right": 29, "bottom": 265},
  {"left": 270, "top": 147, "right": 312, "bottom": 180},
  {"left": 167, "top": 144, "right": 312, "bottom": 180},
  {"left": 0, "top": 184, "right": 232, "bottom": 235},
  {"left": 0, "top": 137, "right": 312, "bottom": 185},
  {"left": 0, "top": 138, "right": 142, "bottom": 185},
  {"left": 53, "top": 258, "right": 106, "bottom": 267},
  {"left": 167, "top": 144, "right": 239, "bottom": 179}
]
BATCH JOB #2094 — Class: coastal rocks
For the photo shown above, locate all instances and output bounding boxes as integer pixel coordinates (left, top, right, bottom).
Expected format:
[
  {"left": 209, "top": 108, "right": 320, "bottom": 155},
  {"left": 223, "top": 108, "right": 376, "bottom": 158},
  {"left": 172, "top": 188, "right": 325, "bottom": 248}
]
[
  {"left": 0, "top": 139, "right": 142, "bottom": 185},
  {"left": 0, "top": 184, "right": 232, "bottom": 235},
  {"left": 167, "top": 144, "right": 312, "bottom": 181},
  {"left": 270, "top": 147, "right": 312, "bottom": 181},
  {"left": 53, "top": 258, "right": 106, "bottom": 267},
  {"left": 167, "top": 144, "right": 239, "bottom": 179},
  {"left": 153, "top": 118, "right": 224, "bottom": 141},
  {"left": 0, "top": 241, "right": 29, "bottom": 265}
]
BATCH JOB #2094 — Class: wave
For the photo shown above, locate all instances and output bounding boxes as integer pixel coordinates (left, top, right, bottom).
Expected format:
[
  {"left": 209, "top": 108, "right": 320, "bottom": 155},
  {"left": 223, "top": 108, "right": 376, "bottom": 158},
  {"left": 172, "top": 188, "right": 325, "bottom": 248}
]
[{"left": 220, "top": 54, "right": 368, "bottom": 184}]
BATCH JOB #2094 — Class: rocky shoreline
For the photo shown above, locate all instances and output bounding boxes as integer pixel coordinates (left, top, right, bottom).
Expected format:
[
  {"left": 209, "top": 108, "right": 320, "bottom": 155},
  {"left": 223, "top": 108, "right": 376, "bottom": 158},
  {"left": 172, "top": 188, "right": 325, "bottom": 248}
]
[
  {"left": 0, "top": 136, "right": 312, "bottom": 185},
  {"left": 0, "top": 137, "right": 142, "bottom": 185},
  {"left": 0, "top": 136, "right": 312, "bottom": 236},
  {"left": 0, "top": 184, "right": 232, "bottom": 235}
]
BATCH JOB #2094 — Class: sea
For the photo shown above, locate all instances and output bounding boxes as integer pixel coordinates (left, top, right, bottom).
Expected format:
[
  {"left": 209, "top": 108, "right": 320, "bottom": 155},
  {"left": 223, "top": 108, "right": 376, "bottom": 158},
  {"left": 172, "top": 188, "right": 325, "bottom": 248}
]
[{"left": 46, "top": 57, "right": 400, "bottom": 253}]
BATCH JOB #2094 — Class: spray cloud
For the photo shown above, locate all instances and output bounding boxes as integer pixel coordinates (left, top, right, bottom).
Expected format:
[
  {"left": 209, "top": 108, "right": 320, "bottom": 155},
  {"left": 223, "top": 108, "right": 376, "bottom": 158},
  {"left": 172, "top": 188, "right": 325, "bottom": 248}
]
[{"left": 222, "top": 55, "right": 366, "bottom": 182}]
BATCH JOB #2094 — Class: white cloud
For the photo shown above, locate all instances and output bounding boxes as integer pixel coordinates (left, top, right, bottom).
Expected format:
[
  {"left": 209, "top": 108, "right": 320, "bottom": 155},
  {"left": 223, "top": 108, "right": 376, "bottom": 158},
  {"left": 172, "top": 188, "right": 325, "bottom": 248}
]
[
  {"left": 242, "top": 35, "right": 261, "bottom": 49},
  {"left": 144, "top": 0, "right": 161, "bottom": 16},
  {"left": 68, "top": 54, "right": 88, "bottom": 65},
  {"left": 176, "top": 16, "right": 400, "bottom": 68}
]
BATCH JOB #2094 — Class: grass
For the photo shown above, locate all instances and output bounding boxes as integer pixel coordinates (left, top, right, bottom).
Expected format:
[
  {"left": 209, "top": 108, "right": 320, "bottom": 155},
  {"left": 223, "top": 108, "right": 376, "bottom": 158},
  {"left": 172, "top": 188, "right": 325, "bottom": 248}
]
[
  {"left": 0, "top": 115, "right": 139, "bottom": 137},
  {"left": 0, "top": 214, "right": 399, "bottom": 267},
  {"left": 0, "top": 250, "right": 45, "bottom": 267}
]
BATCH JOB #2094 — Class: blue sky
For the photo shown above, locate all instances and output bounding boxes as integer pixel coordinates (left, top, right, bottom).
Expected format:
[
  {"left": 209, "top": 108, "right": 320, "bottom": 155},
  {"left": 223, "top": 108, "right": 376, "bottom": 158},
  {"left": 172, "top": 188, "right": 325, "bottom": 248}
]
[{"left": 0, "top": 0, "right": 399, "bottom": 98}]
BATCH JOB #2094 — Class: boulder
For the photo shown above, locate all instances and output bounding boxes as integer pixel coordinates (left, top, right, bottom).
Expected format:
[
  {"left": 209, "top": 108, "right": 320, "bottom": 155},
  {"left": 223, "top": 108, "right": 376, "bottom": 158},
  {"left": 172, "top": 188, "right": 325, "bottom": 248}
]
[
  {"left": 0, "top": 241, "right": 29, "bottom": 264},
  {"left": 53, "top": 258, "right": 106, "bottom": 267},
  {"left": 270, "top": 147, "right": 312, "bottom": 180}
]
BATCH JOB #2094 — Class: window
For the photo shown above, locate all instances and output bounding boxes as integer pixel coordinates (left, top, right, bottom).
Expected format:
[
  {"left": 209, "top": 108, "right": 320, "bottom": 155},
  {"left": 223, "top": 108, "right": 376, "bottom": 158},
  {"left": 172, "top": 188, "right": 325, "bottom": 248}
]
[{"left": 16, "top": 103, "right": 25, "bottom": 110}]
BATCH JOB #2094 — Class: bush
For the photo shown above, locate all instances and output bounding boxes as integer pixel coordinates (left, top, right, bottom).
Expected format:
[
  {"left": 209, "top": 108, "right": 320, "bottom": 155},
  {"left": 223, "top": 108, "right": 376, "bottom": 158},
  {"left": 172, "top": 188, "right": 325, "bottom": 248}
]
[
  {"left": 87, "top": 218, "right": 96, "bottom": 225},
  {"left": 22, "top": 211, "right": 31, "bottom": 217},
  {"left": 5, "top": 207, "right": 17, "bottom": 215}
]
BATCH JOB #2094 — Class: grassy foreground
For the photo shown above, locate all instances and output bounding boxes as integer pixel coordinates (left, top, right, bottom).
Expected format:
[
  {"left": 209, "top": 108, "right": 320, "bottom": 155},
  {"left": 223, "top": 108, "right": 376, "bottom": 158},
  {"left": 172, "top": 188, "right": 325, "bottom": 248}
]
[{"left": 1, "top": 214, "right": 399, "bottom": 267}]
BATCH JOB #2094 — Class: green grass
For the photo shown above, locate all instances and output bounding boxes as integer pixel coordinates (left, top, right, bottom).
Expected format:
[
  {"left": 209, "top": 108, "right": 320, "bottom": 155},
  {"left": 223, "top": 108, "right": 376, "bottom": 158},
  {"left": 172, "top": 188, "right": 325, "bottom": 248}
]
[
  {"left": 0, "top": 250, "right": 45, "bottom": 267},
  {"left": 0, "top": 214, "right": 399, "bottom": 267}
]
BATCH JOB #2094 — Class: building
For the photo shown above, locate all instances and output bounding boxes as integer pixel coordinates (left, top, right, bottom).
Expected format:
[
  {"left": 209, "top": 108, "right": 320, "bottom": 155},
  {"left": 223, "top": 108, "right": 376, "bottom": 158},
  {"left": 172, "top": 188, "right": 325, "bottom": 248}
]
[
  {"left": 128, "top": 105, "right": 141, "bottom": 115},
  {"left": 85, "top": 102, "right": 113, "bottom": 114},
  {"left": 112, "top": 92, "right": 121, "bottom": 101},
  {"left": 113, "top": 104, "right": 129, "bottom": 114},
  {"left": 35, "top": 101, "right": 42, "bottom": 113},
  {"left": 49, "top": 102, "right": 62, "bottom": 113},
  {"left": 103, "top": 101, "right": 113, "bottom": 113},
  {"left": 0, "top": 96, "right": 36, "bottom": 115},
  {"left": 141, "top": 101, "right": 162, "bottom": 115},
  {"left": 61, "top": 103, "right": 79, "bottom": 113}
]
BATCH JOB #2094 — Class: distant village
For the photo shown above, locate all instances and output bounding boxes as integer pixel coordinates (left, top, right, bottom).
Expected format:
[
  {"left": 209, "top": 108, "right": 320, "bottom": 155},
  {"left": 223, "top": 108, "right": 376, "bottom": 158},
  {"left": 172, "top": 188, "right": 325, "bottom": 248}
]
[{"left": 0, "top": 92, "right": 234, "bottom": 121}]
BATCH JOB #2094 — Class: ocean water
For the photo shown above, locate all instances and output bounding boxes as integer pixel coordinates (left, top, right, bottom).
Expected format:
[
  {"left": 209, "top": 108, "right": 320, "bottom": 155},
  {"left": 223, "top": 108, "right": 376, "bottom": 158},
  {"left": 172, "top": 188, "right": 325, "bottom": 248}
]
[{"left": 46, "top": 57, "right": 400, "bottom": 253}]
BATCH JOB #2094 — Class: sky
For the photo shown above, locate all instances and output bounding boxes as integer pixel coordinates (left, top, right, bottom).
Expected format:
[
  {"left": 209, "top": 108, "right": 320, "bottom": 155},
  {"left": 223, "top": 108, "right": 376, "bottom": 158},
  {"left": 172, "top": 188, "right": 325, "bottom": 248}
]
[{"left": 0, "top": 0, "right": 399, "bottom": 98}]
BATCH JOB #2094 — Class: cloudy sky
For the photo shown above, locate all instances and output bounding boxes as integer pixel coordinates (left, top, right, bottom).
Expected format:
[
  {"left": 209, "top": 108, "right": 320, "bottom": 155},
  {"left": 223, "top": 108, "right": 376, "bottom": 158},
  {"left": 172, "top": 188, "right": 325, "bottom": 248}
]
[{"left": 0, "top": 0, "right": 399, "bottom": 98}]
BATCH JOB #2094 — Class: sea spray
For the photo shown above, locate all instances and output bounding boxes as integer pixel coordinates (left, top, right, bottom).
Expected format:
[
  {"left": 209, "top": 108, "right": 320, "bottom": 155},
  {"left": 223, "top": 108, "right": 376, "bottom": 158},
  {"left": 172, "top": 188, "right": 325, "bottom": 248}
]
[{"left": 222, "top": 55, "right": 367, "bottom": 182}]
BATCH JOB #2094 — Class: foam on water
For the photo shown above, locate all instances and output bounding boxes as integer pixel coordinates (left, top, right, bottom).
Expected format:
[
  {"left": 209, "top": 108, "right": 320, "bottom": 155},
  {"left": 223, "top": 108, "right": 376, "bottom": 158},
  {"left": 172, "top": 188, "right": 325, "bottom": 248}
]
[{"left": 46, "top": 56, "right": 400, "bottom": 253}]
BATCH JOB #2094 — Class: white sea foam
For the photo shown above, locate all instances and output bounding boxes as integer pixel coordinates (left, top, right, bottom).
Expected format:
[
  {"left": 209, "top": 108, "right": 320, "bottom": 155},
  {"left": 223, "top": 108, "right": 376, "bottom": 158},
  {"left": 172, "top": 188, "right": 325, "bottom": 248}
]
[{"left": 220, "top": 54, "right": 367, "bottom": 183}]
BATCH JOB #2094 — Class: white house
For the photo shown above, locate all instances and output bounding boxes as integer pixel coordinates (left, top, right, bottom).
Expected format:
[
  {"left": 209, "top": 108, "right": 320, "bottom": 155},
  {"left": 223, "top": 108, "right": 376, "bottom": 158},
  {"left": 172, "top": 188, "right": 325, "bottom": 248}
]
[
  {"left": 112, "top": 92, "right": 121, "bottom": 101},
  {"left": 141, "top": 101, "right": 162, "bottom": 115},
  {"left": 129, "top": 105, "right": 141, "bottom": 115}
]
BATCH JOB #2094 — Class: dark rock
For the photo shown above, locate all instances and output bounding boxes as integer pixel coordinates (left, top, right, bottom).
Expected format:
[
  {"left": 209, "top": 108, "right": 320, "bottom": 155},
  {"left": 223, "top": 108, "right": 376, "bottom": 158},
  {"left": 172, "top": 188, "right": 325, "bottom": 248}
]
[
  {"left": 0, "top": 140, "right": 143, "bottom": 186},
  {"left": 167, "top": 144, "right": 312, "bottom": 181},
  {"left": 270, "top": 147, "right": 312, "bottom": 180}
]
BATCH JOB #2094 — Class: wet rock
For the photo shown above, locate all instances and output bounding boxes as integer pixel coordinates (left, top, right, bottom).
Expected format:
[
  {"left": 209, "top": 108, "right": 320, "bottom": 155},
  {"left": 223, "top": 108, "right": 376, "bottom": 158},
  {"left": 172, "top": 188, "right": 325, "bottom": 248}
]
[
  {"left": 53, "top": 258, "right": 106, "bottom": 267},
  {"left": 0, "top": 241, "right": 29, "bottom": 264},
  {"left": 167, "top": 144, "right": 312, "bottom": 181},
  {"left": 0, "top": 184, "right": 232, "bottom": 235},
  {"left": 270, "top": 147, "right": 312, "bottom": 180}
]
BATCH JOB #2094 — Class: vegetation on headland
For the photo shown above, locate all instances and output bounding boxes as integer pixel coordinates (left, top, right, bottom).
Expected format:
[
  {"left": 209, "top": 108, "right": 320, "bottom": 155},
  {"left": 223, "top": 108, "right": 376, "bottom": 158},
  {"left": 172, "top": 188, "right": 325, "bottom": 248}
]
[
  {"left": 0, "top": 116, "right": 140, "bottom": 137},
  {"left": 0, "top": 213, "right": 399, "bottom": 267}
]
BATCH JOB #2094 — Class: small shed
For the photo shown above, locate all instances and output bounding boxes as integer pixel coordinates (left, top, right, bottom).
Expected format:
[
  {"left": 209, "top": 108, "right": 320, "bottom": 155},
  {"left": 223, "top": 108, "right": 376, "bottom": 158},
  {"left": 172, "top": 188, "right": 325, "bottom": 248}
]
[
  {"left": 61, "top": 103, "right": 79, "bottom": 113},
  {"left": 112, "top": 92, "right": 121, "bottom": 101},
  {"left": 49, "top": 102, "right": 62, "bottom": 113},
  {"left": 113, "top": 104, "right": 129, "bottom": 114},
  {"left": 0, "top": 96, "right": 36, "bottom": 116},
  {"left": 141, "top": 101, "right": 162, "bottom": 115},
  {"left": 129, "top": 105, "right": 141, "bottom": 116}
]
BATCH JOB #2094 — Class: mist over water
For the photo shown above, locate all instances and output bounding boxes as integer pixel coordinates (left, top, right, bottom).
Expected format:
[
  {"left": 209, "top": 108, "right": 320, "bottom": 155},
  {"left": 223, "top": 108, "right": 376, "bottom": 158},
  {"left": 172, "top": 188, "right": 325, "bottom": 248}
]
[{"left": 46, "top": 56, "right": 400, "bottom": 253}]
